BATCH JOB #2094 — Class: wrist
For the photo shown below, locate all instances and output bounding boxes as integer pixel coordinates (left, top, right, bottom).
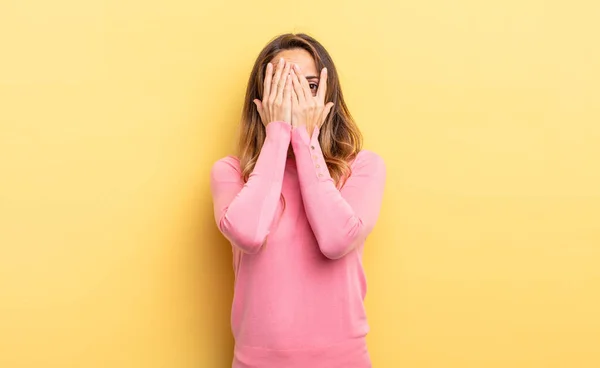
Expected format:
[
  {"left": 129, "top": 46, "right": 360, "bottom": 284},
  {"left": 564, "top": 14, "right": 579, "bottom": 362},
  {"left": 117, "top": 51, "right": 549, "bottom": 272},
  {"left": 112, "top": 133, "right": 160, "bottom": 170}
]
[
  {"left": 291, "top": 123, "right": 319, "bottom": 147},
  {"left": 266, "top": 120, "right": 292, "bottom": 139}
]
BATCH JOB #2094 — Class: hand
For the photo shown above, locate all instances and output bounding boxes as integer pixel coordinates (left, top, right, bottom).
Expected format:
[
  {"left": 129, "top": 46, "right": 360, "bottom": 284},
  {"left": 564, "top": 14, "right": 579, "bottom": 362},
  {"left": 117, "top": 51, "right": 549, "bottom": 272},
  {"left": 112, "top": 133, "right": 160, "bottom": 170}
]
[
  {"left": 253, "top": 58, "right": 293, "bottom": 126},
  {"left": 290, "top": 64, "right": 334, "bottom": 136}
]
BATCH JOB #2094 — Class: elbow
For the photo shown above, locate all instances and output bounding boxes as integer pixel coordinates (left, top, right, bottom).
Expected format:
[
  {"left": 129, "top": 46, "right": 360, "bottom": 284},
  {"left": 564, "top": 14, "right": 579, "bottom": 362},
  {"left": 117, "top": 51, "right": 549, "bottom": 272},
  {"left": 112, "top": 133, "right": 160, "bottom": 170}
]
[
  {"left": 219, "top": 219, "right": 266, "bottom": 254},
  {"left": 320, "top": 245, "right": 351, "bottom": 260},
  {"left": 317, "top": 218, "right": 368, "bottom": 260},
  {"left": 233, "top": 237, "right": 265, "bottom": 254},
  {"left": 318, "top": 233, "right": 363, "bottom": 260}
]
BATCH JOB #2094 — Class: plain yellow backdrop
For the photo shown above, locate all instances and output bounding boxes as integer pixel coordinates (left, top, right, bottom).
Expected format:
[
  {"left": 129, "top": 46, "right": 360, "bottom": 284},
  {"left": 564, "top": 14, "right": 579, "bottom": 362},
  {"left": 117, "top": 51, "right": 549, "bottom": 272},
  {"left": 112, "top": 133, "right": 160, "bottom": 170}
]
[{"left": 1, "top": 0, "right": 599, "bottom": 367}]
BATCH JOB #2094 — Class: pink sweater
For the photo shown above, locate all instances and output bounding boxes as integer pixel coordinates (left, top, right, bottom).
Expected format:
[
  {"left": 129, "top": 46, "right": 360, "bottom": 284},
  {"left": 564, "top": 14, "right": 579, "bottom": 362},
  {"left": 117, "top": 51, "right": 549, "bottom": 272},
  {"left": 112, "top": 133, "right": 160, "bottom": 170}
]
[{"left": 210, "top": 121, "right": 386, "bottom": 368}]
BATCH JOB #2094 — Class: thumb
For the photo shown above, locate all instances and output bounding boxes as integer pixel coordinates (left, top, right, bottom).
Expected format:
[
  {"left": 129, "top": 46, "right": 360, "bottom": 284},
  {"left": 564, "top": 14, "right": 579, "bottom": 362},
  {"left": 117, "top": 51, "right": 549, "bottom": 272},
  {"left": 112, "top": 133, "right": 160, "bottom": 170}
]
[
  {"left": 253, "top": 99, "right": 263, "bottom": 112},
  {"left": 322, "top": 102, "right": 334, "bottom": 123},
  {"left": 253, "top": 99, "right": 266, "bottom": 125}
]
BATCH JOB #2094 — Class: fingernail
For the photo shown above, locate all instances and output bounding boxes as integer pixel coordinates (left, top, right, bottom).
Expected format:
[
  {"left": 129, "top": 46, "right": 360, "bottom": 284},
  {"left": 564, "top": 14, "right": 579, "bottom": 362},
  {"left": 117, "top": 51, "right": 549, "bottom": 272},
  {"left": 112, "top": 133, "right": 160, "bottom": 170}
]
[
  {"left": 323, "top": 67, "right": 327, "bottom": 73},
  {"left": 280, "top": 57, "right": 284, "bottom": 63}
]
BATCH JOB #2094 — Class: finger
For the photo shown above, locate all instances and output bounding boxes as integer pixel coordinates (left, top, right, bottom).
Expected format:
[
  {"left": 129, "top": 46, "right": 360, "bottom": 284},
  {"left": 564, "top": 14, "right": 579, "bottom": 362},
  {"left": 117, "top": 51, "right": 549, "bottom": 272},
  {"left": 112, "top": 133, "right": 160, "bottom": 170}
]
[
  {"left": 269, "top": 58, "right": 285, "bottom": 102},
  {"left": 291, "top": 88, "right": 297, "bottom": 107},
  {"left": 322, "top": 102, "right": 334, "bottom": 124},
  {"left": 316, "top": 67, "right": 328, "bottom": 102},
  {"left": 253, "top": 99, "right": 262, "bottom": 111},
  {"left": 253, "top": 99, "right": 265, "bottom": 123},
  {"left": 290, "top": 69, "right": 306, "bottom": 106},
  {"left": 263, "top": 63, "right": 273, "bottom": 99},
  {"left": 291, "top": 89, "right": 298, "bottom": 126},
  {"left": 282, "top": 71, "right": 292, "bottom": 104},
  {"left": 276, "top": 62, "right": 291, "bottom": 101},
  {"left": 292, "top": 64, "right": 313, "bottom": 102}
]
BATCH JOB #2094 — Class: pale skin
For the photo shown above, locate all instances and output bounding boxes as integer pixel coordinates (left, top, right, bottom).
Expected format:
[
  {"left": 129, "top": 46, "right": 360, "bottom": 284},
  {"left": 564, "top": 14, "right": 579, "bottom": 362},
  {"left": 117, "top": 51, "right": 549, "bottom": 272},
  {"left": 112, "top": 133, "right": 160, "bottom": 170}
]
[{"left": 253, "top": 48, "right": 334, "bottom": 138}]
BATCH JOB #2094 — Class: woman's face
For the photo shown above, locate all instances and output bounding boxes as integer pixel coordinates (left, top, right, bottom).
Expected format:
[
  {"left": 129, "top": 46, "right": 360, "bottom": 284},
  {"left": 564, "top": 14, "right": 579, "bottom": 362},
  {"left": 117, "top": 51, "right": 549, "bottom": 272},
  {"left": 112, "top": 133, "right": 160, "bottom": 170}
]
[{"left": 270, "top": 48, "right": 320, "bottom": 96}]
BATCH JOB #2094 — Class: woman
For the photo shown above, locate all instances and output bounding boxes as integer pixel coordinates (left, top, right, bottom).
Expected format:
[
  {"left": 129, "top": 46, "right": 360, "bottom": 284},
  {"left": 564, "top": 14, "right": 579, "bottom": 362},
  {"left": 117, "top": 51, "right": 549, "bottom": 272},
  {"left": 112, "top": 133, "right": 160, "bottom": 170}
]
[{"left": 210, "top": 33, "right": 386, "bottom": 368}]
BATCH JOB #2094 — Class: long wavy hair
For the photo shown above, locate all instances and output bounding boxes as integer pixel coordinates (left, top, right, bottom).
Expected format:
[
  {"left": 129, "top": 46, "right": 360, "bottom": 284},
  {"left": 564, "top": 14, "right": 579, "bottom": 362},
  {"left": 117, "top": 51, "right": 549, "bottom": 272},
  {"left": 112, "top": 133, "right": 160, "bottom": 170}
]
[{"left": 238, "top": 33, "right": 362, "bottom": 187}]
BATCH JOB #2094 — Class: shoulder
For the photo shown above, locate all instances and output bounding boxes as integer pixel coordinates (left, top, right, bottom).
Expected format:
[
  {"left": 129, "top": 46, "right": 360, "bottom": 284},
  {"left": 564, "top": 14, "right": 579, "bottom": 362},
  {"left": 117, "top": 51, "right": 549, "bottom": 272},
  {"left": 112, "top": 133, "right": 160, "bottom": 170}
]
[
  {"left": 212, "top": 155, "right": 241, "bottom": 170},
  {"left": 352, "top": 150, "right": 386, "bottom": 172},
  {"left": 210, "top": 155, "right": 243, "bottom": 182}
]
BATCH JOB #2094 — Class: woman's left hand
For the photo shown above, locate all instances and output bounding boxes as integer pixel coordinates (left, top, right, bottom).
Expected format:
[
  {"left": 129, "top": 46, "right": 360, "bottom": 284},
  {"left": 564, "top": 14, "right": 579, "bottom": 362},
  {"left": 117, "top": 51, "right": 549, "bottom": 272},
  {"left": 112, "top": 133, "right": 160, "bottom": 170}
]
[{"left": 290, "top": 64, "right": 334, "bottom": 137}]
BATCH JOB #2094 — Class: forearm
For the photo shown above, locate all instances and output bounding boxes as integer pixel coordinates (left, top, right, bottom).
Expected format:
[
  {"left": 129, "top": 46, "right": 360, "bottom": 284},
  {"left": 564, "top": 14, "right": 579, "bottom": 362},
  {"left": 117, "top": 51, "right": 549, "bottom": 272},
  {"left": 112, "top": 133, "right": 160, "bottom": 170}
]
[
  {"left": 215, "top": 121, "right": 291, "bottom": 253},
  {"left": 291, "top": 126, "right": 366, "bottom": 259}
]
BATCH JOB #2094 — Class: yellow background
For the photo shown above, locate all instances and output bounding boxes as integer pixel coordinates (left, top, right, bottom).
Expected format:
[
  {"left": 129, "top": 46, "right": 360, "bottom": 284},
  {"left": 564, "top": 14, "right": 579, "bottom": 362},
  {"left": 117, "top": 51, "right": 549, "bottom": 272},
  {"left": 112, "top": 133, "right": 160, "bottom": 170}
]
[{"left": 1, "top": 0, "right": 599, "bottom": 367}]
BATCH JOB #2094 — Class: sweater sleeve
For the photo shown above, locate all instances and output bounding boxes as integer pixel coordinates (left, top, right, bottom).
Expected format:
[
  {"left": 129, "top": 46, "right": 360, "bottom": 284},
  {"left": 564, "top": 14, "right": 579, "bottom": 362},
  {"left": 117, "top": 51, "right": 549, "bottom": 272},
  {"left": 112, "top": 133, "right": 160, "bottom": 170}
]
[
  {"left": 290, "top": 125, "right": 386, "bottom": 260},
  {"left": 210, "top": 121, "right": 291, "bottom": 254}
]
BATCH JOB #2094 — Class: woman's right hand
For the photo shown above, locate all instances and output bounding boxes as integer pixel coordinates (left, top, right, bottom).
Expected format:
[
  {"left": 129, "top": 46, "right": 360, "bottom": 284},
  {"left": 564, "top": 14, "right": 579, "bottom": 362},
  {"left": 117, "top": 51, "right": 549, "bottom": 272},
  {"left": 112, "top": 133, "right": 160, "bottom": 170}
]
[{"left": 253, "top": 57, "right": 292, "bottom": 126}]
